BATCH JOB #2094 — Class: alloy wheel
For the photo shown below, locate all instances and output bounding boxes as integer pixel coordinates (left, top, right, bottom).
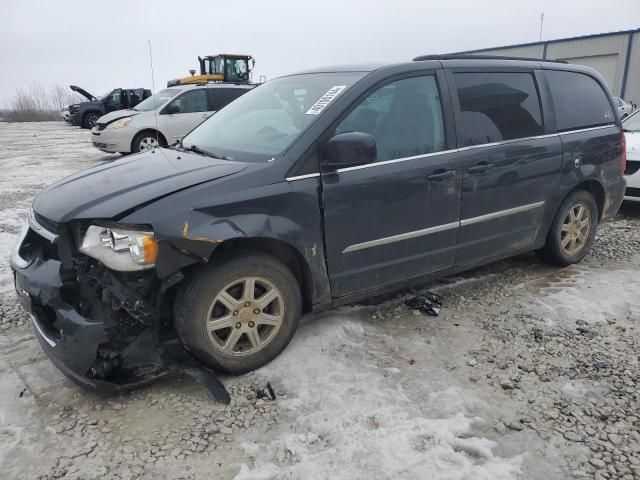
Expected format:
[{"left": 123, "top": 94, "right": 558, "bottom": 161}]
[
  {"left": 138, "top": 136, "right": 160, "bottom": 152},
  {"left": 205, "top": 276, "right": 285, "bottom": 357},
  {"left": 560, "top": 203, "right": 591, "bottom": 256},
  {"left": 87, "top": 114, "right": 99, "bottom": 128}
]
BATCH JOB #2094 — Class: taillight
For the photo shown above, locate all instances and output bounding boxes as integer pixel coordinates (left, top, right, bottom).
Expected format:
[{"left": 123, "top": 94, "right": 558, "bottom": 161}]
[{"left": 621, "top": 131, "right": 627, "bottom": 174}]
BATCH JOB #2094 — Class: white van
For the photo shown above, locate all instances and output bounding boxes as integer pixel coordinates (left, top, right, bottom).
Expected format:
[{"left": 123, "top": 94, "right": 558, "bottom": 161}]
[{"left": 91, "top": 83, "right": 253, "bottom": 154}]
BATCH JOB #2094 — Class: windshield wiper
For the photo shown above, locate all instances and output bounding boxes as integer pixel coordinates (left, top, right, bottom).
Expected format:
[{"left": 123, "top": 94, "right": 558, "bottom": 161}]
[{"left": 184, "top": 144, "right": 232, "bottom": 160}]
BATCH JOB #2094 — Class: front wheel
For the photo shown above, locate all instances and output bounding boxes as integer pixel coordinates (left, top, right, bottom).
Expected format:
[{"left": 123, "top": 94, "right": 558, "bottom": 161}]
[
  {"left": 174, "top": 252, "right": 302, "bottom": 374},
  {"left": 538, "top": 190, "right": 598, "bottom": 266},
  {"left": 82, "top": 112, "right": 100, "bottom": 129},
  {"left": 132, "top": 131, "right": 165, "bottom": 152}
]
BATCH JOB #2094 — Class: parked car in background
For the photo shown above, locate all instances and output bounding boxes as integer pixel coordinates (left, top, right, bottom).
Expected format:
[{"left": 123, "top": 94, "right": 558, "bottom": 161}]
[
  {"left": 12, "top": 57, "right": 626, "bottom": 392},
  {"left": 68, "top": 85, "right": 152, "bottom": 129},
  {"left": 614, "top": 97, "right": 633, "bottom": 119},
  {"left": 91, "top": 83, "right": 253, "bottom": 154},
  {"left": 61, "top": 106, "right": 71, "bottom": 122},
  {"left": 623, "top": 110, "right": 640, "bottom": 201}
]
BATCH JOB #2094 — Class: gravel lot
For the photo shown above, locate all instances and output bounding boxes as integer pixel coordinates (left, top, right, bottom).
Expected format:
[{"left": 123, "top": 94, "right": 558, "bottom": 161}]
[{"left": 1, "top": 121, "right": 639, "bottom": 480}]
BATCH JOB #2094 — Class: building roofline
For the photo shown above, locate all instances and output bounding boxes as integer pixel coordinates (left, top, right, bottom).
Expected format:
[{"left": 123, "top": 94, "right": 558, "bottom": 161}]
[{"left": 453, "top": 27, "right": 640, "bottom": 54}]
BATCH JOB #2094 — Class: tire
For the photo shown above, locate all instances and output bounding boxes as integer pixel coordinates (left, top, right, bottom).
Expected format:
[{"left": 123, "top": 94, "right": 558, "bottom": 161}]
[
  {"left": 82, "top": 112, "right": 100, "bottom": 129},
  {"left": 174, "top": 251, "right": 302, "bottom": 374},
  {"left": 132, "top": 131, "right": 165, "bottom": 153},
  {"left": 538, "top": 190, "right": 598, "bottom": 266}
]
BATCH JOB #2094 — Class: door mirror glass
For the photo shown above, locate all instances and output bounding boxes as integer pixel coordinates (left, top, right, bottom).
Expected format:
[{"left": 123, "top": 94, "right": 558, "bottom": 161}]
[{"left": 326, "top": 132, "right": 376, "bottom": 170}]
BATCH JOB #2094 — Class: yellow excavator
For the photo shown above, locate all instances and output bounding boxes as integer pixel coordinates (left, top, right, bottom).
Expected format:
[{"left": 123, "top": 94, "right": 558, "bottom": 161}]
[{"left": 167, "top": 54, "right": 255, "bottom": 87}]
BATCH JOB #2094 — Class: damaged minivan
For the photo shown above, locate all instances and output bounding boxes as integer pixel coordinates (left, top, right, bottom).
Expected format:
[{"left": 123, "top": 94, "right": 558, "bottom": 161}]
[{"left": 12, "top": 56, "right": 626, "bottom": 392}]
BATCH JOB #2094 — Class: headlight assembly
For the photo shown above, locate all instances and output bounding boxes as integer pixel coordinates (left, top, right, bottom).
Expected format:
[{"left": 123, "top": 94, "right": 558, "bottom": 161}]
[
  {"left": 79, "top": 225, "right": 157, "bottom": 271},
  {"left": 106, "top": 117, "right": 132, "bottom": 129}
]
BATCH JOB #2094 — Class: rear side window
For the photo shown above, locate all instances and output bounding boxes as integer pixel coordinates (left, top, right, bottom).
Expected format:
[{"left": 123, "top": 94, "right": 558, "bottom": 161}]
[
  {"left": 335, "top": 75, "right": 445, "bottom": 162},
  {"left": 208, "top": 89, "right": 247, "bottom": 111},
  {"left": 167, "top": 89, "right": 208, "bottom": 113},
  {"left": 454, "top": 72, "right": 544, "bottom": 146},
  {"left": 545, "top": 70, "right": 615, "bottom": 131}
]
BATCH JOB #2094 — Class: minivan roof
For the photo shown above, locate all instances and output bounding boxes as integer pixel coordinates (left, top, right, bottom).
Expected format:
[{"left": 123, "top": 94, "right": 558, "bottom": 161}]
[
  {"left": 288, "top": 56, "right": 592, "bottom": 77},
  {"left": 169, "top": 83, "right": 254, "bottom": 91}
]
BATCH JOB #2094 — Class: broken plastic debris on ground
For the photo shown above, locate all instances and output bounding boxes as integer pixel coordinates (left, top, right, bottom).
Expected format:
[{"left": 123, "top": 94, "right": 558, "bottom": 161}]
[{"left": 405, "top": 291, "right": 443, "bottom": 316}]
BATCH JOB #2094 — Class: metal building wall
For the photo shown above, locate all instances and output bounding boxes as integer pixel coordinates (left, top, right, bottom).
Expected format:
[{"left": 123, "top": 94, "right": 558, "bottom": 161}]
[
  {"left": 547, "top": 34, "right": 629, "bottom": 95},
  {"left": 454, "top": 29, "right": 640, "bottom": 105},
  {"left": 624, "top": 31, "right": 640, "bottom": 106}
]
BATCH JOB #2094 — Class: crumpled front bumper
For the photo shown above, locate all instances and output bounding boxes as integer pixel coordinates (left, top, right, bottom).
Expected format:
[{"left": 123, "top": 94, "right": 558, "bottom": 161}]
[
  {"left": 10, "top": 218, "right": 168, "bottom": 394},
  {"left": 13, "top": 257, "right": 120, "bottom": 392}
]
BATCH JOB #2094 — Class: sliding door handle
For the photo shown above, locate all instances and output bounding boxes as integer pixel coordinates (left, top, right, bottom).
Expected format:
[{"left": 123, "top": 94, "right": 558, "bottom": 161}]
[
  {"left": 467, "top": 163, "right": 493, "bottom": 174},
  {"left": 427, "top": 170, "right": 456, "bottom": 181}
]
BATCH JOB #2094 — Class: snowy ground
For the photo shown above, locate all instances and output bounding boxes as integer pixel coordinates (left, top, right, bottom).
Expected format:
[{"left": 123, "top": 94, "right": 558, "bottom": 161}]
[{"left": 1, "top": 122, "right": 639, "bottom": 480}]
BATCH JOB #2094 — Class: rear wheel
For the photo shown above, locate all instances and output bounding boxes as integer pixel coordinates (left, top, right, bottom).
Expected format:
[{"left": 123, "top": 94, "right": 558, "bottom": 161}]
[
  {"left": 82, "top": 112, "right": 100, "bottom": 129},
  {"left": 132, "top": 131, "right": 165, "bottom": 152},
  {"left": 174, "top": 252, "right": 302, "bottom": 374},
  {"left": 539, "top": 190, "right": 598, "bottom": 266}
]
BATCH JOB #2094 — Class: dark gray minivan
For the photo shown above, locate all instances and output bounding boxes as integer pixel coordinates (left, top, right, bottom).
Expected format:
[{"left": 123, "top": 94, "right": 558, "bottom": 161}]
[{"left": 11, "top": 56, "right": 626, "bottom": 391}]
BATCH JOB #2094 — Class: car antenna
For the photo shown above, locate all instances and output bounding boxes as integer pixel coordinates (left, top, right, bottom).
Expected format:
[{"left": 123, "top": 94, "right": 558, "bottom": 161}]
[{"left": 148, "top": 39, "right": 160, "bottom": 150}]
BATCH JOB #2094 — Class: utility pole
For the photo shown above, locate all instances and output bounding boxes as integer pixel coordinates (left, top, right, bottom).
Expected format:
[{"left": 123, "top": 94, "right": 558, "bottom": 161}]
[{"left": 539, "top": 13, "right": 545, "bottom": 41}]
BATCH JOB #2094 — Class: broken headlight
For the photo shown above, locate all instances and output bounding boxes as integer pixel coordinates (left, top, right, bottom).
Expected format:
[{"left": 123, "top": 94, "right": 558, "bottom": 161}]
[
  {"left": 105, "top": 117, "right": 132, "bottom": 129},
  {"left": 79, "top": 226, "right": 158, "bottom": 271}
]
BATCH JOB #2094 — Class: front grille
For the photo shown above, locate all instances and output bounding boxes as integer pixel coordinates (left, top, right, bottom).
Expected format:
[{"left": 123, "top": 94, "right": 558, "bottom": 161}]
[
  {"left": 69, "top": 105, "right": 79, "bottom": 114},
  {"left": 626, "top": 187, "right": 640, "bottom": 198}
]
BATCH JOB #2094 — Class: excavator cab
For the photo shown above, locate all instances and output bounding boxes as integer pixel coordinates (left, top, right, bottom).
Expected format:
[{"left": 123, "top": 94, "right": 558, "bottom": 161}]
[{"left": 168, "top": 54, "right": 255, "bottom": 87}]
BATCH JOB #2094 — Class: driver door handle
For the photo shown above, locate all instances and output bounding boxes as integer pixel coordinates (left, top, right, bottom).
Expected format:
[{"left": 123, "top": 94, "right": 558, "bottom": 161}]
[
  {"left": 427, "top": 169, "right": 456, "bottom": 181},
  {"left": 467, "top": 163, "right": 493, "bottom": 174}
]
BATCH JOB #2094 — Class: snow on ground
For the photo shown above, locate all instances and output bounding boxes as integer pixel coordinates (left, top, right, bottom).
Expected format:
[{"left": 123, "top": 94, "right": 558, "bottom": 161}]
[
  {"left": 521, "top": 265, "right": 640, "bottom": 327},
  {"left": 1, "top": 122, "right": 640, "bottom": 480},
  {"left": 238, "top": 317, "right": 522, "bottom": 479}
]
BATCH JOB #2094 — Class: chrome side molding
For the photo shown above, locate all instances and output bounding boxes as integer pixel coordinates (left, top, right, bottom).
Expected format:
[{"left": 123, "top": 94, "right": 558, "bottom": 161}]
[{"left": 342, "top": 201, "right": 546, "bottom": 253}]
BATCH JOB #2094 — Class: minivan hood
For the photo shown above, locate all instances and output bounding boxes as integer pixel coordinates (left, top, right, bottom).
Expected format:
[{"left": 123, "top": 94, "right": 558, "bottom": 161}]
[
  {"left": 97, "top": 109, "right": 140, "bottom": 125},
  {"left": 33, "top": 149, "right": 246, "bottom": 223},
  {"left": 70, "top": 85, "right": 96, "bottom": 101}
]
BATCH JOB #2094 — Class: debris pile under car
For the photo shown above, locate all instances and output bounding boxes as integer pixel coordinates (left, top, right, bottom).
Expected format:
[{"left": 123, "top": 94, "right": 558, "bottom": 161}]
[{"left": 404, "top": 292, "right": 443, "bottom": 316}]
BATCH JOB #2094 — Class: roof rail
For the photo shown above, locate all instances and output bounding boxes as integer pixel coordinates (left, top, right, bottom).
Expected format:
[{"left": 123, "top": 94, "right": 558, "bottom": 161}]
[{"left": 413, "top": 54, "right": 568, "bottom": 64}]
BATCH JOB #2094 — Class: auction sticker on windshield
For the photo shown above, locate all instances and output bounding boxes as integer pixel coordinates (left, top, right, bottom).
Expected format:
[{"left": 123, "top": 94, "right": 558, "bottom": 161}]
[{"left": 305, "top": 86, "right": 347, "bottom": 115}]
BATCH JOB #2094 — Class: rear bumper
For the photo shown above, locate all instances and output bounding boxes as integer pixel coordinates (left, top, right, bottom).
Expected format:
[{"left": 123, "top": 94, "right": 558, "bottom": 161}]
[{"left": 603, "top": 177, "right": 626, "bottom": 220}]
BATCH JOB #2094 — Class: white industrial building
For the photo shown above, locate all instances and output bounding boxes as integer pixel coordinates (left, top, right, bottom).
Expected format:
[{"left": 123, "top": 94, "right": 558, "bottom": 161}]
[{"left": 454, "top": 28, "right": 640, "bottom": 106}]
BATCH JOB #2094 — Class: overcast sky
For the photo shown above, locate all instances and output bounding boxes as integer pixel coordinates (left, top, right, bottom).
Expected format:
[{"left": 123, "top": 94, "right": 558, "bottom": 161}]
[{"left": 2, "top": 0, "right": 639, "bottom": 108}]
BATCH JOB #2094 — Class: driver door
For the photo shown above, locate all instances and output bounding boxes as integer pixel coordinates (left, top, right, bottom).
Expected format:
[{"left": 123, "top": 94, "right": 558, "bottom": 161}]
[{"left": 321, "top": 74, "right": 462, "bottom": 297}]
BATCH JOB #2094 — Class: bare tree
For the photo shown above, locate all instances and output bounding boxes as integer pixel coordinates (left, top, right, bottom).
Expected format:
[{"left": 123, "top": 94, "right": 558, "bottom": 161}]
[
  {"left": 6, "top": 83, "right": 81, "bottom": 122},
  {"left": 49, "top": 84, "right": 83, "bottom": 112}
]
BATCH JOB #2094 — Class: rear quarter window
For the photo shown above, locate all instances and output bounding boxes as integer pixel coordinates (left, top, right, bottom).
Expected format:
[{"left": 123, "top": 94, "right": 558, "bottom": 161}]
[
  {"left": 545, "top": 70, "right": 615, "bottom": 131},
  {"left": 208, "top": 88, "right": 248, "bottom": 111},
  {"left": 453, "top": 72, "right": 544, "bottom": 146}
]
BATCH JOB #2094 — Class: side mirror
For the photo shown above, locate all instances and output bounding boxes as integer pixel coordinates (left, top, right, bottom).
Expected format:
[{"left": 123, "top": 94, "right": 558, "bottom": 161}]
[
  {"left": 325, "top": 132, "right": 376, "bottom": 170},
  {"left": 165, "top": 104, "right": 179, "bottom": 115}
]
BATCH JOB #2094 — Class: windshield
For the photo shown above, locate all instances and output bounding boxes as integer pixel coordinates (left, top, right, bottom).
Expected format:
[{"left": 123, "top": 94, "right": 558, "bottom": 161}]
[
  {"left": 623, "top": 110, "right": 640, "bottom": 132},
  {"left": 182, "top": 72, "right": 366, "bottom": 161},
  {"left": 134, "top": 88, "right": 181, "bottom": 111},
  {"left": 97, "top": 91, "right": 112, "bottom": 101}
]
